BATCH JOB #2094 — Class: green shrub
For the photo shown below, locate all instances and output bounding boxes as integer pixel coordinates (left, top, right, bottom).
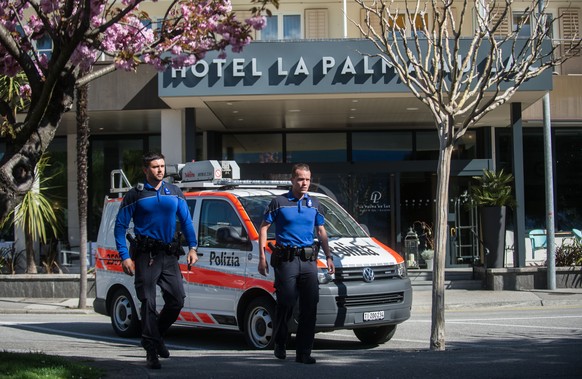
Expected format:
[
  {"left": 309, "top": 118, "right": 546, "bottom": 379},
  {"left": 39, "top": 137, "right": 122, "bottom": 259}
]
[{"left": 555, "top": 239, "right": 582, "bottom": 266}]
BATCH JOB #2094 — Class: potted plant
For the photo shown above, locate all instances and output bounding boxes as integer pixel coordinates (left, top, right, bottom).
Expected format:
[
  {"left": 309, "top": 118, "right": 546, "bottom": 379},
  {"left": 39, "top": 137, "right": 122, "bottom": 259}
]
[
  {"left": 421, "top": 249, "right": 434, "bottom": 270},
  {"left": 469, "top": 169, "right": 516, "bottom": 268}
]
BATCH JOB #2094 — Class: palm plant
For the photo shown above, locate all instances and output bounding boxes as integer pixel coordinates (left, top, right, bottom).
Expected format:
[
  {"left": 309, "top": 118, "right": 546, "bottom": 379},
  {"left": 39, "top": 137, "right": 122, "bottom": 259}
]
[
  {"left": 469, "top": 169, "right": 517, "bottom": 209},
  {"left": 0, "top": 154, "right": 62, "bottom": 273}
]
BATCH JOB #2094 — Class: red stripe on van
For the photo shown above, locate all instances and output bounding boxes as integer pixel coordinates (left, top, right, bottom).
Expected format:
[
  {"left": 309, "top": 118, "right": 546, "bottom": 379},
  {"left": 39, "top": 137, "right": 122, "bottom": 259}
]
[
  {"left": 181, "top": 265, "right": 275, "bottom": 293},
  {"left": 196, "top": 313, "right": 216, "bottom": 324},
  {"left": 182, "top": 266, "right": 245, "bottom": 288},
  {"left": 244, "top": 278, "right": 275, "bottom": 293},
  {"left": 95, "top": 247, "right": 123, "bottom": 272},
  {"left": 179, "top": 311, "right": 199, "bottom": 323},
  {"left": 372, "top": 237, "right": 404, "bottom": 263}
]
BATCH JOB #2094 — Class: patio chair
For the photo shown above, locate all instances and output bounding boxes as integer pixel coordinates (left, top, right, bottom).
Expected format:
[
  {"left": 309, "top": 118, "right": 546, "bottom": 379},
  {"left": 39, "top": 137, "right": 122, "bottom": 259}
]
[
  {"left": 528, "top": 229, "right": 547, "bottom": 259},
  {"left": 573, "top": 228, "right": 582, "bottom": 243}
]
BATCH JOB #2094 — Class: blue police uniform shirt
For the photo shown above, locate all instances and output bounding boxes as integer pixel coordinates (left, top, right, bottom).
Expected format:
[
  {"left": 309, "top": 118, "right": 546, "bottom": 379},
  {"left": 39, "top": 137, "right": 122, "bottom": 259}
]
[
  {"left": 264, "top": 191, "right": 325, "bottom": 247},
  {"left": 114, "top": 181, "right": 197, "bottom": 261}
]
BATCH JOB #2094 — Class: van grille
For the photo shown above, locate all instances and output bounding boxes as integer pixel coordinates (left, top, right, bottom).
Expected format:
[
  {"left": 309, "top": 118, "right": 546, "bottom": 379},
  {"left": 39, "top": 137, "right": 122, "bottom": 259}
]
[
  {"left": 336, "top": 292, "right": 405, "bottom": 308},
  {"left": 334, "top": 265, "right": 399, "bottom": 281}
]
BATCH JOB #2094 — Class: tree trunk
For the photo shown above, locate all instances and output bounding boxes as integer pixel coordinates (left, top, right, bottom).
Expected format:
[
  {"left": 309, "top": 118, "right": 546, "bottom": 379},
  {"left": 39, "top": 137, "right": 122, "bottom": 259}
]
[
  {"left": 76, "top": 81, "right": 89, "bottom": 309},
  {"left": 0, "top": 73, "right": 76, "bottom": 222},
  {"left": 430, "top": 138, "right": 454, "bottom": 351},
  {"left": 24, "top": 230, "right": 37, "bottom": 274}
]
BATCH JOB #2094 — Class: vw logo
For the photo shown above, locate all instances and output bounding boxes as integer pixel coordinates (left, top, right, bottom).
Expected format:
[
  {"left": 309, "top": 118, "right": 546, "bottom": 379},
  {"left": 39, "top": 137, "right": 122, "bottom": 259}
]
[{"left": 363, "top": 267, "right": 375, "bottom": 283}]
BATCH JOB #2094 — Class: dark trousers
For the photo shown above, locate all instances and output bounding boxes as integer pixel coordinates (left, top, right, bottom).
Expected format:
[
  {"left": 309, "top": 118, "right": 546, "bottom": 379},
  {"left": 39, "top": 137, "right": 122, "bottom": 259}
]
[
  {"left": 273, "top": 257, "right": 319, "bottom": 356},
  {"left": 134, "top": 250, "right": 185, "bottom": 350}
]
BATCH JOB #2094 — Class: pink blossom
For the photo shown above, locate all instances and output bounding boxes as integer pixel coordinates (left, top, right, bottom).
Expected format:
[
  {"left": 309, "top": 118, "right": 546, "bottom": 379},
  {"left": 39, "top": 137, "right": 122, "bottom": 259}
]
[
  {"left": 19, "top": 84, "right": 31, "bottom": 98},
  {"left": 246, "top": 16, "right": 267, "bottom": 30},
  {"left": 0, "top": 0, "right": 275, "bottom": 78}
]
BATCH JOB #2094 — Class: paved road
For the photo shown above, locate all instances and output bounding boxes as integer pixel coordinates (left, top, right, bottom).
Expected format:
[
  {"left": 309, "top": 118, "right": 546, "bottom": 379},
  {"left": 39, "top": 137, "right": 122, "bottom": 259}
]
[{"left": 1, "top": 303, "right": 581, "bottom": 378}]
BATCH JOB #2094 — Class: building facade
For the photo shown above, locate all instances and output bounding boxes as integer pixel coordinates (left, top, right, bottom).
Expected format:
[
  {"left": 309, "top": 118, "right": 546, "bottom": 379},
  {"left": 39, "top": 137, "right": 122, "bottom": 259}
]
[{"left": 3, "top": 1, "right": 581, "bottom": 268}]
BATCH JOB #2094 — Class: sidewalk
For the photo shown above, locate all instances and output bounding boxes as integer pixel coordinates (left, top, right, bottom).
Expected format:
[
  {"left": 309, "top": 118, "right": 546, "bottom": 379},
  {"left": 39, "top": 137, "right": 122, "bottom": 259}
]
[{"left": 1, "top": 288, "right": 582, "bottom": 314}]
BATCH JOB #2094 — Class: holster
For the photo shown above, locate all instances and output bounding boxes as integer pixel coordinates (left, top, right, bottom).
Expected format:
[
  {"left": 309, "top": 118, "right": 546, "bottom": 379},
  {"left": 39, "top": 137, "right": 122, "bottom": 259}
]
[
  {"left": 268, "top": 242, "right": 282, "bottom": 268},
  {"left": 300, "top": 242, "right": 320, "bottom": 262},
  {"left": 170, "top": 232, "right": 185, "bottom": 257},
  {"left": 126, "top": 234, "right": 138, "bottom": 260}
]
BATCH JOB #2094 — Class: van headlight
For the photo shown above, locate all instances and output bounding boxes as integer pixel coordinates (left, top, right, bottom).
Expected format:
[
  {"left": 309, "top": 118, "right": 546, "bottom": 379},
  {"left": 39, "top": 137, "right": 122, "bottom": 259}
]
[
  {"left": 318, "top": 269, "right": 335, "bottom": 284},
  {"left": 397, "top": 262, "right": 407, "bottom": 278}
]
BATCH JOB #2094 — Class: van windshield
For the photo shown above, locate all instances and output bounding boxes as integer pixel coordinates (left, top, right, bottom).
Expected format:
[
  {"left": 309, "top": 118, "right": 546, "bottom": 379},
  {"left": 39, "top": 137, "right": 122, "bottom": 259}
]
[{"left": 239, "top": 195, "right": 368, "bottom": 239}]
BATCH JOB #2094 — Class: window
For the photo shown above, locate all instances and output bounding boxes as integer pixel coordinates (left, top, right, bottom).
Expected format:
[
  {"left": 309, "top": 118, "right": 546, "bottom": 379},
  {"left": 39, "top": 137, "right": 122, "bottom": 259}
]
[
  {"left": 559, "top": 8, "right": 581, "bottom": 56},
  {"left": 286, "top": 133, "right": 346, "bottom": 162},
  {"left": 352, "top": 132, "right": 413, "bottom": 161},
  {"left": 412, "top": 13, "right": 429, "bottom": 31},
  {"left": 416, "top": 131, "right": 439, "bottom": 160},
  {"left": 480, "top": 6, "right": 510, "bottom": 36},
  {"left": 543, "top": 13, "right": 554, "bottom": 39},
  {"left": 513, "top": 12, "right": 532, "bottom": 37},
  {"left": 554, "top": 129, "right": 582, "bottom": 230},
  {"left": 359, "top": 9, "right": 427, "bottom": 36},
  {"left": 222, "top": 134, "right": 282, "bottom": 163},
  {"left": 453, "top": 130, "right": 477, "bottom": 160},
  {"left": 305, "top": 9, "right": 328, "bottom": 39},
  {"left": 260, "top": 14, "right": 301, "bottom": 40},
  {"left": 36, "top": 34, "right": 53, "bottom": 59},
  {"left": 198, "top": 200, "right": 250, "bottom": 250}
]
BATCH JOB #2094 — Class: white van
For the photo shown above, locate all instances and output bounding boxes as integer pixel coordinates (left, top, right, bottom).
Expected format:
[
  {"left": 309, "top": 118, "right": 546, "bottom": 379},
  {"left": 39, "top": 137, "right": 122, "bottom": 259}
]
[{"left": 94, "top": 161, "right": 412, "bottom": 349}]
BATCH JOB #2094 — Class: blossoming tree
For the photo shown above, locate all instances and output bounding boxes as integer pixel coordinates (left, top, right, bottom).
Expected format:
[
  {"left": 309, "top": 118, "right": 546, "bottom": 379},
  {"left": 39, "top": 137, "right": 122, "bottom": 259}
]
[{"left": 0, "top": 0, "right": 276, "bottom": 221}]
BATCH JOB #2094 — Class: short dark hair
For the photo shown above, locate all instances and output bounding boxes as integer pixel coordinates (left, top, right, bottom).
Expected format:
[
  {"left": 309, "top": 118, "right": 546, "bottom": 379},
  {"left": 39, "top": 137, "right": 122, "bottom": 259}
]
[
  {"left": 143, "top": 151, "right": 165, "bottom": 168},
  {"left": 291, "top": 163, "right": 310, "bottom": 178}
]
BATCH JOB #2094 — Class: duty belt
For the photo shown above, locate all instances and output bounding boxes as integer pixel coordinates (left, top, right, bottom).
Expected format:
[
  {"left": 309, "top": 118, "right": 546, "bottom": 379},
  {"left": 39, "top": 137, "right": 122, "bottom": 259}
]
[
  {"left": 273, "top": 244, "right": 319, "bottom": 262},
  {"left": 127, "top": 234, "right": 184, "bottom": 258}
]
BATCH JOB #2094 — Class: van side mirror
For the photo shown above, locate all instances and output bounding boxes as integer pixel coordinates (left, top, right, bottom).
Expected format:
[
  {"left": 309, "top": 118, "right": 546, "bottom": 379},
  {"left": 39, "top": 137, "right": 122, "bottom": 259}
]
[{"left": 217, "top": 226, "right": 248, "bottom": 245}]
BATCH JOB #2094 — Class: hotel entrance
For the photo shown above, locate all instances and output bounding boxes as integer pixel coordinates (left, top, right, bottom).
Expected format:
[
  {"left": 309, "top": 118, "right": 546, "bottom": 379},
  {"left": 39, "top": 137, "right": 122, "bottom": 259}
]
[{"left": 247, "top": 164, "right": 484, "bottom": 268}]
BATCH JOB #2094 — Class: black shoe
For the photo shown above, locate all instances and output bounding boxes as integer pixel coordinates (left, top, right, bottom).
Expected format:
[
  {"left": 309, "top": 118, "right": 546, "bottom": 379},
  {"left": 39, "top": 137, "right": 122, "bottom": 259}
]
[
  {"left": 146, "top": 349, "right": 161, "bottom": 369},
  {"left": 157, "top": 340, "right": 170, "bottom": 359},
  {"left": 274, "top": 344, "right": 286, "bottom": 359},
  {"left": 295, "top": 354, "right": 316, "bottom": 364}
]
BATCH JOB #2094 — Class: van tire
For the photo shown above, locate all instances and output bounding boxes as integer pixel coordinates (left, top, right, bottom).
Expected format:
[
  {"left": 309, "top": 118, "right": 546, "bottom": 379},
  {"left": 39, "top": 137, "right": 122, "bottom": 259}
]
[
  {"left": 354, "top": 324, "right": 396, "bottom": 345},
  {"left": 110, "top": 288, "right": 141, "bottom": 338},
  {"left": 243, "top": 296, "right": 276, "bottom": 350}
]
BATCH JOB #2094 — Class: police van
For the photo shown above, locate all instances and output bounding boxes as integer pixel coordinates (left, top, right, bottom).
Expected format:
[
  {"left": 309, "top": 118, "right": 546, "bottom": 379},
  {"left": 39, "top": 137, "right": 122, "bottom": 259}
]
[{"left": 94, "top": 161, "right": 412, "bottom": 349}]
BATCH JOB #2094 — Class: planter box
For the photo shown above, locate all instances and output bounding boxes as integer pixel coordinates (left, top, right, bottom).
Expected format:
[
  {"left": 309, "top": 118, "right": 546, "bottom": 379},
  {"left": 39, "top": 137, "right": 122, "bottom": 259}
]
[
  {"left": 474, "top": 266, "right": 582, "bottom": 291},
  {"left": 0, "top": 274, "right": 95, "bottom": 298}
]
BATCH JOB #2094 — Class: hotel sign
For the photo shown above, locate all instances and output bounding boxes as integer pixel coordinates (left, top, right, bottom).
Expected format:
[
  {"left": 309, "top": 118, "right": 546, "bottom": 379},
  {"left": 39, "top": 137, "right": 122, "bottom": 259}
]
[{"left": 159, "top": 39, "right": 552, "bottom": 97}]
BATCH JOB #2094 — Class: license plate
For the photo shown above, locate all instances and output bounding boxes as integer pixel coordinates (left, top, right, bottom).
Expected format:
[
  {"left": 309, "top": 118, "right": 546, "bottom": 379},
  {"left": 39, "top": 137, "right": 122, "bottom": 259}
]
[{"left": 363, "top": 311, "right": 384, "bottom": 321}]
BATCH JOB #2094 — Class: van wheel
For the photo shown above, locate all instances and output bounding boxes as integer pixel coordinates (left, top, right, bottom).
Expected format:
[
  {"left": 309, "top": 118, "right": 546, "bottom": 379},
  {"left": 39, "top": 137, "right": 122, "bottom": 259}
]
[
  {"left": 110, "top": 288, "right": 141, "bottom": 338},
  {"left": 244, "top": 297, "right": 276, "bottom": 349},
  {"left": 354, "top": 325, "right": 396, "bottom": 345}
]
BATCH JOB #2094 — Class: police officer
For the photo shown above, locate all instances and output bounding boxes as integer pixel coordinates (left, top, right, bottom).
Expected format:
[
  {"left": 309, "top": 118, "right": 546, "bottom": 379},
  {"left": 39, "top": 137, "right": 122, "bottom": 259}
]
[
  {"left": 258, "top": 163, "right": 335, "bottom": 364},
  {"left": 114, "top": 152, "right": 198, "bottom": 370}
]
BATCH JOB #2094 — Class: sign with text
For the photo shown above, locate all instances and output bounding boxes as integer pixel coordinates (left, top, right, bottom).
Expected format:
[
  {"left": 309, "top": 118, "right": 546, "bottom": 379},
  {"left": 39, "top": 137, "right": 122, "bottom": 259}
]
[{"left": 159, "top": 39, "right": 553, "bottom": 97}]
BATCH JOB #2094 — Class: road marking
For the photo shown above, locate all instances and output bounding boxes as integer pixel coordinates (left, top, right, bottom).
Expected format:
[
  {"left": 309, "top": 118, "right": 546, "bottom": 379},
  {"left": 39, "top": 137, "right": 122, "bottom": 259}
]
[
  {"left": 445, "top": 321, "right": 582, "bottom": 331},
  {"left": 0, "top": 322, "right": 204, "bottom": 351},
  {"left": 409, "top": 314, "right": 582, "bottom": 322},
  {"left": 449, "top": 315, "right": 582, "bottom": 322}
]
